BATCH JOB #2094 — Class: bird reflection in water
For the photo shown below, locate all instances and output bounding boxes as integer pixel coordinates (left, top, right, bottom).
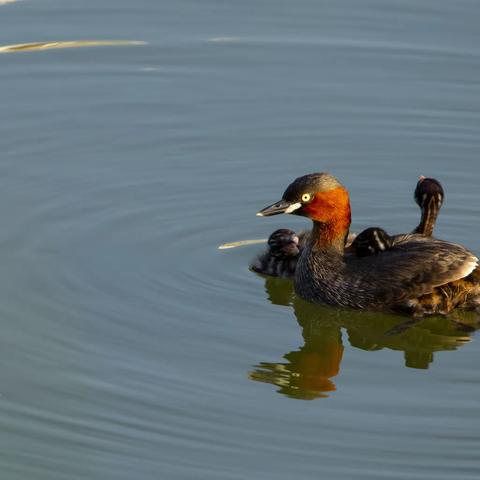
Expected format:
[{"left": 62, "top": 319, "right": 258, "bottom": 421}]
[{"left": 249, "top": 276, "right": 477, "bottom": 400}]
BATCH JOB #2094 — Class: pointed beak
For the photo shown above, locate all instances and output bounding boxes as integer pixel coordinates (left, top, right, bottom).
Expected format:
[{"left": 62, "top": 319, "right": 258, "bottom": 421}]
[{"left": 256, "top": 200, "right": 302, "bottom": 217}]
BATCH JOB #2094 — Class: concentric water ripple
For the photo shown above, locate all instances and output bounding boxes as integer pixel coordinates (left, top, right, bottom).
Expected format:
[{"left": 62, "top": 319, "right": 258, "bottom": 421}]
[{"left": 1, "top": 0, "right": 480, "bottom": 479}]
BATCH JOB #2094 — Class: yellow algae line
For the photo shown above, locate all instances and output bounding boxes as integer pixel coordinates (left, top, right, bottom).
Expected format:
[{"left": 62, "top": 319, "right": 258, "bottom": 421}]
[
  {"left": 0, "top": 40, "right": 147, "bottom": 53},
  {"left": 218, "top": 238, "right": 267, "bottom": 250},
  {"left": 0, "top": 0, "right": 19, "bottom": 5},
  {"left": 208, "top": 37, "right": 240, "bottom": 43}
]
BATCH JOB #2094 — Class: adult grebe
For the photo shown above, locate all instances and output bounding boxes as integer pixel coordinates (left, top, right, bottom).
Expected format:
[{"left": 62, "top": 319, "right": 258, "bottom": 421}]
[{"left": 257, "top": 173, "right": 479, "bottom": 316}]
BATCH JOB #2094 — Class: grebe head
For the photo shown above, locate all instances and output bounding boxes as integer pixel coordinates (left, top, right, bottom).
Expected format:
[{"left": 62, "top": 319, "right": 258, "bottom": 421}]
[
  {"left": 257, "top": 173, "right": 349, "bottom": 219},
  {"left": 257, "top": 173, "right": 351, "bottom": 248},
  {"left": 267, "top": 229, "right": 300, "bottom": 257},
  {"left": 414, "top": 176, "right": 444, "bottom": 209}
]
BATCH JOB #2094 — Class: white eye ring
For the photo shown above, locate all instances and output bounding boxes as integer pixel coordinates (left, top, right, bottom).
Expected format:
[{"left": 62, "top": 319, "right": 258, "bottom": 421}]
[{"left": 301, "top": 193, "right": 311, "bottom": 202}]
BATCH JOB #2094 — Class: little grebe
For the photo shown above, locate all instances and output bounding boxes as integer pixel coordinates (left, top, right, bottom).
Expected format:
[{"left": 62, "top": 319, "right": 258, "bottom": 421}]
[
  {"left": 253, "top": 176, "right": 444, "bottom": 276},
  {"left": 257, "top": 173, "right": 479, "bottom": 316},
  {"left": 412, "top": 176, "right": 444, "bottom": 236},
  {"left": 251, "top": 228, "right": 300, "bottom": 278},
  {"left": 351, "top": 176, "right": 444, "bottom": 256}
]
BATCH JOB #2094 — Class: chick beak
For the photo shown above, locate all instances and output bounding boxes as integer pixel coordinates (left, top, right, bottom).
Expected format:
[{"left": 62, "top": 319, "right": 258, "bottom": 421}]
[{"left": 256, "top": 200, "right": 302, "bottom": 217}]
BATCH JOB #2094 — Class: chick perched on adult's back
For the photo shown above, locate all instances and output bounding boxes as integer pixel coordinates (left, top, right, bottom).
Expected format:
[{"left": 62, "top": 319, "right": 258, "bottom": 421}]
[
  {"left": 351, "top": 176, "right": 444, "bottom": 255},
  {"left": 412, "top": 176, "right": 444, "bottom": 236},
  {"left": 350, "top": 227, "right": 392, "bottom": 257}
]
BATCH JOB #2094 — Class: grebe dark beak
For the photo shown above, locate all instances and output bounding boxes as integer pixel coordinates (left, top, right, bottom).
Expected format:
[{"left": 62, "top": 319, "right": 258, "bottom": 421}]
[{"left": 256, "top": 199, "right": 302, "bottom": 217}]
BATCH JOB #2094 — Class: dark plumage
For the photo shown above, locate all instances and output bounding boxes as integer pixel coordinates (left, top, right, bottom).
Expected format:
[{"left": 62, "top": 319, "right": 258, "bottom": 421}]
[
  {"left": 412, "top": 176, "right": 444, "bottom": 236},
  {"left": 350, "top": 176, "right": 444, "bottom": 255},
  {"left": 350, "top": 227, "right": 393, "bottom": 257},
  {"left": 256, "top": 173, "right": 479, "bottom": 316},
  {"left": 251, "top": 229, "right": 301, "bottom": 278}
]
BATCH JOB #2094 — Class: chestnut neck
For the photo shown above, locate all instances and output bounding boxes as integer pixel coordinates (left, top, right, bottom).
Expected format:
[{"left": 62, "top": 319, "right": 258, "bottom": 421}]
[
  {"left": 309, "top": 221, "right": 350, "bottom": 253},
  {"left": 303, "top": 187, "right": 352, "bottom": 253}
]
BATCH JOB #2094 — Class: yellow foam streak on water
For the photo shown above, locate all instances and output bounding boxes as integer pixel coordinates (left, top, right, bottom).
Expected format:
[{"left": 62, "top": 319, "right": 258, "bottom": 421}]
[
  {"left": 208, "top": 37, "right": 241, "bottom": 43},
  {"left": 0, "top": 40, "right": 147, "bottom": 53},
  {"left": 218, "top": 239, "right": 267, "bottom": 250},
  {"left": 0, "top": 0, "right": 19, "bottom": 5}
]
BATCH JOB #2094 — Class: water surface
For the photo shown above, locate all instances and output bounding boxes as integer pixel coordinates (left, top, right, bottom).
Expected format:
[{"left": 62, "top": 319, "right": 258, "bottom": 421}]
[{"left": 1, "top": 0, "right": 480, "bottom": 479}]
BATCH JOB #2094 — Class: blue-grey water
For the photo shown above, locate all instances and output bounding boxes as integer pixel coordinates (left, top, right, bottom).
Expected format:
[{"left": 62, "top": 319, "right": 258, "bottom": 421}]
[{"left": 1, "top": 1, "right": 480, "bottom": 479}]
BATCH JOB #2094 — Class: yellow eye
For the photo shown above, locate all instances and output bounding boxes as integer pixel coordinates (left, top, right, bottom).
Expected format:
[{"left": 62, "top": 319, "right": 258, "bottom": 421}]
[{"left": 301, "top": 193, "right": 311, "bottom": 202}]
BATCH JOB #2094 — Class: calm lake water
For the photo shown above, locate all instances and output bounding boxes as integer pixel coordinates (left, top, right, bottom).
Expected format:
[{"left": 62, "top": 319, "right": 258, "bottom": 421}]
[{"left": 1, "top": 0, "right": 480, "bottom": 479}]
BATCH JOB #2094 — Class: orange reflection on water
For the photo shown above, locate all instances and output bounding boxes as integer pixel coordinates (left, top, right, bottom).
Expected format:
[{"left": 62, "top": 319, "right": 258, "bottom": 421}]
[{"left": 251, "top": 331, "right": 343, "bottom": 400}]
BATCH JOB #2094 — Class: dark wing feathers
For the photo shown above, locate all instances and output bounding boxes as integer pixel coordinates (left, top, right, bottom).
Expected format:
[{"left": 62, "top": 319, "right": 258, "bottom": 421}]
[{"left": 347, "top": 235, "right": 478, "bottom": 305}]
